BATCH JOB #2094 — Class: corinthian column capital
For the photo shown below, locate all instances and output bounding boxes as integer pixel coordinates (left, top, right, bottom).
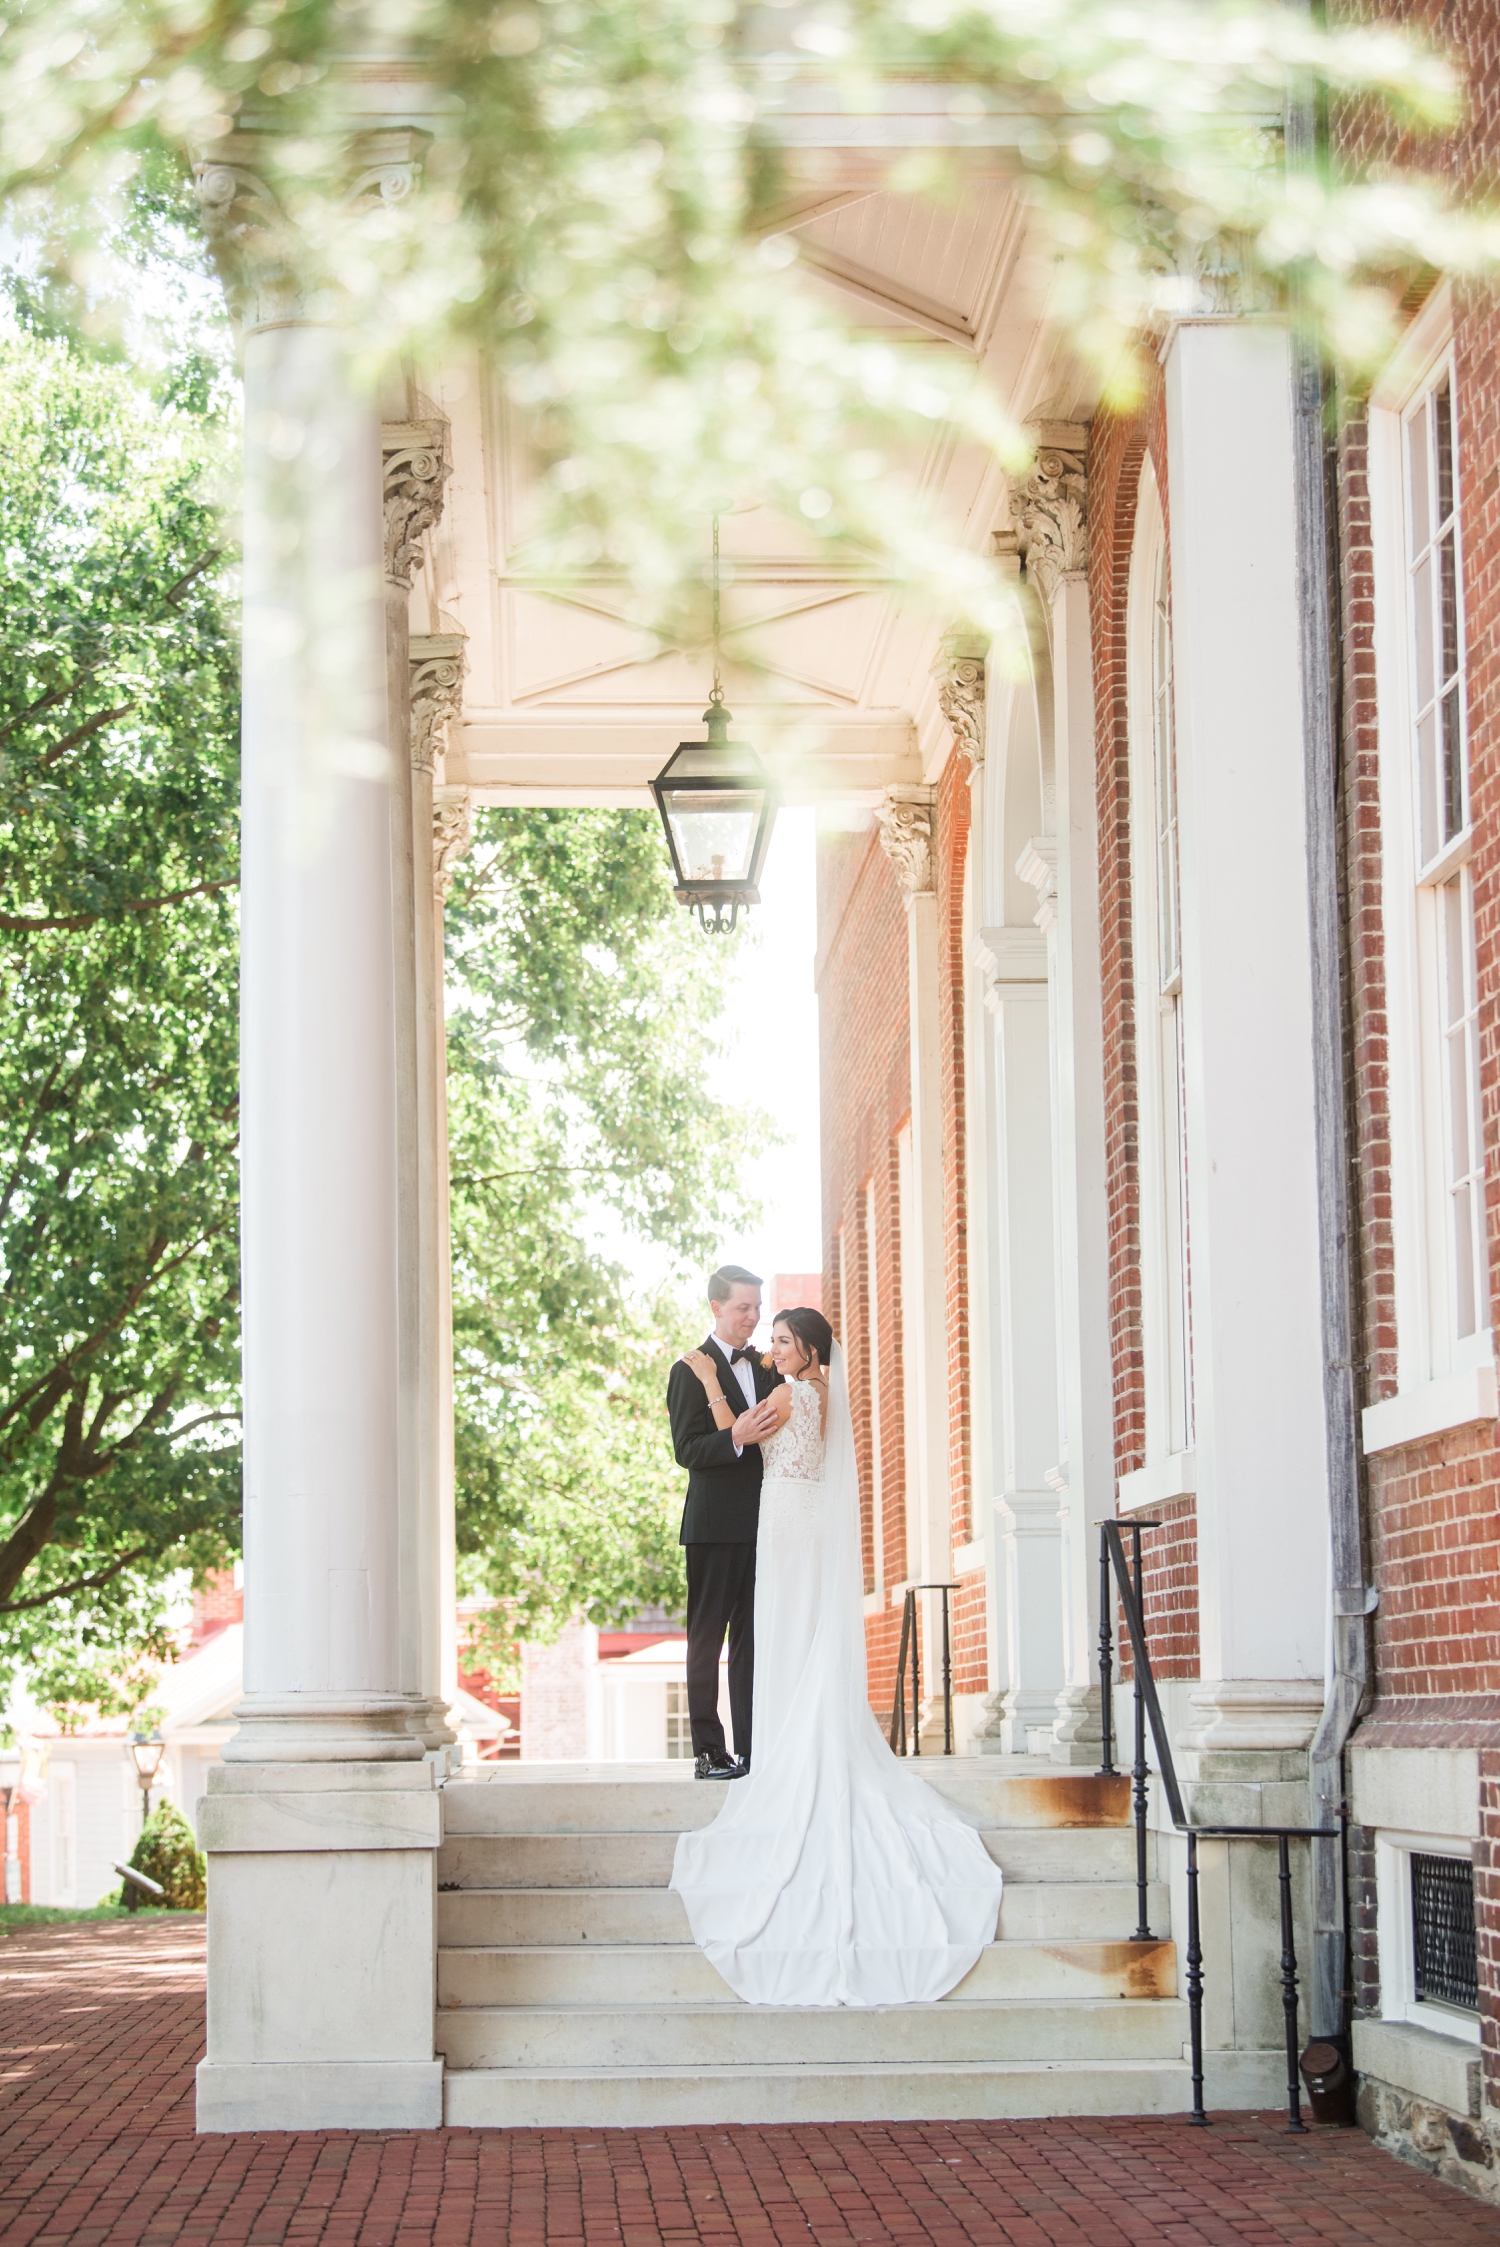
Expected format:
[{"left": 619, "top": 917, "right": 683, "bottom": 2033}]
[
  {"left": 875, "top": 785, "right": 936, "bottom": 898},
  {"left": 409, "top": 634, "right": 467, "bottom": 774},
  {"left": 993, "top": 422, "right": 1089, "bottom": 608},
  {"left": 193, "top": 126, "right": 431, "bottom": 337},
  {"left": 933, "top": 639, "right": 987, "bottom": 772},
  {"left": 383, "top": 422, "right": 452, "bottom": 590},
  {"left": 432, "top": 786, "right": 474, "bottom": 902}
]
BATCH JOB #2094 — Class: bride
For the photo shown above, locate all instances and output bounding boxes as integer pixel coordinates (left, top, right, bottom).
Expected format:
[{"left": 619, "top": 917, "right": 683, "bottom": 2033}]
[{"left": 670, "top": 1306, "right": 1004, "bottom": 2007}]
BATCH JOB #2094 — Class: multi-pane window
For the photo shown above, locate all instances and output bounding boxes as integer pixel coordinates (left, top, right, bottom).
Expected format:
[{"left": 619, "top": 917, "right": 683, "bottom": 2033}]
[
  {"left": 1403, "top": 367, "right": 1488, "bottom": 1345},
  {"left": 665, "top": 1679, "right": 691, "bottom": 1759},
  {"left": 1408, "top": 376, "right": 1465, "bottom": 861}
]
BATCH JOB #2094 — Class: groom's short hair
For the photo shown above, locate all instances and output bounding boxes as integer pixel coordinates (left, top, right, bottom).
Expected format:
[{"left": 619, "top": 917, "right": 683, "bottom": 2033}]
[{"left": 707, "top": 1264, "right": 762, "bottom": 1303}]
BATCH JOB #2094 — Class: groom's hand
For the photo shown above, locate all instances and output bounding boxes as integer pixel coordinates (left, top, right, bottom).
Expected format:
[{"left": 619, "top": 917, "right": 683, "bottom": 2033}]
[{"left": 732, "top": 1397, "right": 779, "bottom": 1447}]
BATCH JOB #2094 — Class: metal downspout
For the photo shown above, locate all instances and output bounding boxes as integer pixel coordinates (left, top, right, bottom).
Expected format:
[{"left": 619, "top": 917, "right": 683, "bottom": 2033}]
[{"left": 1286, "top": 71, "right": 1372, "bottom": 2047}]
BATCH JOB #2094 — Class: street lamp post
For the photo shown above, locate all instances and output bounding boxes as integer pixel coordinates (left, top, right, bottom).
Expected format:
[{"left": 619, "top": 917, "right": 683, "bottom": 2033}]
[{"left": 127, "top": 1730, "right": 166, "bottom": 1832}]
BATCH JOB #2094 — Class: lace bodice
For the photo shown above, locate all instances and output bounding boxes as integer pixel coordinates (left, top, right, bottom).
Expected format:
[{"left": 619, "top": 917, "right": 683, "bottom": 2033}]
[{"left": 761, "top": 1376, "right": 825, "bottom": 1482}]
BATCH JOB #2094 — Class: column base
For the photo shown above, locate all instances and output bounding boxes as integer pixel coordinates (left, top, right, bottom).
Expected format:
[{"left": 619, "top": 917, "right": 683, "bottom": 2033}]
[
  {"left": 1048, "top": 1682, "right": 1105, "bottom": 1766},
  {"left": 199, "top": 1762, "right": 442, "bottom": 2135},
  {"left": 1177, "top": 1677, "right": 1324, "bottom": 1788},
  {"left": 408, "top": 1694, "right": 461, "bottom": 1757},
  {"left": 970, "top": 1687, "right": 1069, "bottom": 1757},
  {"left": 223, "top": 1693, "right": 430, "bottom": 1762},
  {"left": 197, "top": 2059, "right": 443, "bottom": 2133}
]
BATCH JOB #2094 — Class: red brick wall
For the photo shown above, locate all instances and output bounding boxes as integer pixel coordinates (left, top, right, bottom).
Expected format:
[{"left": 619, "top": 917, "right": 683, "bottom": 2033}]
[
  {"left": 818, "top": 813, "right": 915, "bottom": 1728},
  {"left": 1116, "top": 1497, "right": 1200, "bottom": 1686},
  {"left": 818, "top": 756, "right": 987, "bottom": 1721},
  {"left": 1332, "top": 0, "right": 1500, "bottom": 2118},
  {"left": 933, "top": 753, "right": 987, "bottom": 1696}
]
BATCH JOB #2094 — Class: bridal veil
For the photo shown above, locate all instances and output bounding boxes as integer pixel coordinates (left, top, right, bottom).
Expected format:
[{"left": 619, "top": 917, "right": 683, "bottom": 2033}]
[{"left": 670, "top": 1343, "right": 1003, "bottom": 2006}]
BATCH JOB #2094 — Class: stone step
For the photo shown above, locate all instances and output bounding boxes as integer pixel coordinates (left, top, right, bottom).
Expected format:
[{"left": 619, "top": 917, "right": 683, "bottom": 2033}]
[
  {"left": 443, "top": 2057, "right": 1193, "bottom": 2128},
  {"left": 437, "top": 1877, "right": 1172, "bottom": 1948},
  {"left": 435, "top": 1995, "right": 1188, "bottom": 2071},
  {"left": 441, "top": 1766, "right": 1130, "bottom": 1837},
  {"left": 437, "top": 1938, "right": 1177, "bottom": 2009},
  {"left": 437, "top": 1824, "right": 1140, "bottom": 1892}
]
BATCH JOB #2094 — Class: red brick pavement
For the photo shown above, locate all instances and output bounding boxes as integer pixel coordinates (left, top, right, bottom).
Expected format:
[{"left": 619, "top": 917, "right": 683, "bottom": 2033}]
[{"left": 2, "top": 1917, "right": 1497, "bottom": 2245}]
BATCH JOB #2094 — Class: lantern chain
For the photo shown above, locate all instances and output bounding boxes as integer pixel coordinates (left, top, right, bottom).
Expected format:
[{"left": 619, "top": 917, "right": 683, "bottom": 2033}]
[{"left": 710, "top": 512, "right": 724, "bottom": 708}]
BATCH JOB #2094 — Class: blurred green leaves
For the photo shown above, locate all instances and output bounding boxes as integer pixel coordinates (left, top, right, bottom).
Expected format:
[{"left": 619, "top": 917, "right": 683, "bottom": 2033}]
[
  {"left": 0, "top": 0, "right": 1491, "bottom": 655},
  {"left": 0, "top": 320, "right": 241, "bottom": 1716}
]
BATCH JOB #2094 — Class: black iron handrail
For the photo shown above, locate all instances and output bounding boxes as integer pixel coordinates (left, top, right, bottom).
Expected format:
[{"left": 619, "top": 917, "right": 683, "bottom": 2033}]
[
  {"left": 1098, "top": 1519, "right": 1338, "bottom": 2130},
  {"left": 889, "top": 1581, "right": 957, "bottom": 1756}
]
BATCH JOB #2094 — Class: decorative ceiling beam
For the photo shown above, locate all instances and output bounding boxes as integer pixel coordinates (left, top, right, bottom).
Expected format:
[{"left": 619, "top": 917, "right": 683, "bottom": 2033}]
[{"left": 795, "top": 245, "right": 978, "bottom": 353}]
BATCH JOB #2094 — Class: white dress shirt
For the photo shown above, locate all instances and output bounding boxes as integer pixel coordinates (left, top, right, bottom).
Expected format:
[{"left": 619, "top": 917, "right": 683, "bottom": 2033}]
[{"left": 709, "top": 1333, "right": 758, "bottom": 1454}]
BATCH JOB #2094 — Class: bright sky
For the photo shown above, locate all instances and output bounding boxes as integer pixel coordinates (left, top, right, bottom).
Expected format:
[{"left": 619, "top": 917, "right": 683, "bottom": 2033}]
[{"left": 704, "top": 806, "right": 823, "bottom": 1340}]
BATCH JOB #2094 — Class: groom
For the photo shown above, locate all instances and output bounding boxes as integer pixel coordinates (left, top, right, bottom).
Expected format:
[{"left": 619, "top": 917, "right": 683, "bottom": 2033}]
[{"left": 667, "top": 1264, "right": 781, "bottom": 1780}]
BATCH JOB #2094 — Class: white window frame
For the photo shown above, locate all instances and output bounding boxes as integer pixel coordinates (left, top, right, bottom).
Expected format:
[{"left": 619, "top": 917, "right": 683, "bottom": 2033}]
[
  {"left": 1374, "top": 1828, "right": 1481, "bottom": 2044},
  {"left": 664, "top": 1678, "right": 691, "bottom": 1760},
  {"left": 1125, "top": 460, "right": 1195, "bottom": 1480},
  {"left": 1366, "top": 283, "right": 1494, "bottom": 1449}
]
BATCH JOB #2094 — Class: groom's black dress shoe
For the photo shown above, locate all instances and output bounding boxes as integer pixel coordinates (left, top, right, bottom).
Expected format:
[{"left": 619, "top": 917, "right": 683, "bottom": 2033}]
[{"left": 694, "top": 1752, "right": 740, "bottom": 1781}]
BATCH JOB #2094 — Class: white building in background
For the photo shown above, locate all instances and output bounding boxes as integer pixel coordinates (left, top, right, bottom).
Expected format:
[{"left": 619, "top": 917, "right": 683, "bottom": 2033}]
[
  {"left": 519, "top": 1623, "right": 725, "bottom": 1762},
  {"left": 19, "top": 1593, "right": 507, "bottom": 1907}
]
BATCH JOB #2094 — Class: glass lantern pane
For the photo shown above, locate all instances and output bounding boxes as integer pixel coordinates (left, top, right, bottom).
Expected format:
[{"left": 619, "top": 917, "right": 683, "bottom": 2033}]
[{"left": 664, "top": 789, "right": 764, "bottom": 884}]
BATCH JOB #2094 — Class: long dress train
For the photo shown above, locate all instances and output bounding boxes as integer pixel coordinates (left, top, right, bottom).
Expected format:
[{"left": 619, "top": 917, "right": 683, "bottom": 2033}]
[{"left": 670, "top": 1347, "right": 1003, "bottom": 2006}]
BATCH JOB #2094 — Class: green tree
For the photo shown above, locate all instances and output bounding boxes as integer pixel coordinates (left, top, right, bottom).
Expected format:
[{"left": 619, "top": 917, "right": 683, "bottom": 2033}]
[
  {"left": 124, "top": 1798, "right": 207, "bottom": 1910},
  {"left": 445, "top": 806, "right": 764, "bottom": 1657},
  {"left": 0, "top": 321, "right": 241, "bottom": 1714}
]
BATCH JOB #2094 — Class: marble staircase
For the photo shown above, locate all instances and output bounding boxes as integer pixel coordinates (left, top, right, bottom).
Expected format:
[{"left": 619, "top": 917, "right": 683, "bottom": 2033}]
[{"left": 435, "top": 1759, "right": 1193, "bottom": 2126}]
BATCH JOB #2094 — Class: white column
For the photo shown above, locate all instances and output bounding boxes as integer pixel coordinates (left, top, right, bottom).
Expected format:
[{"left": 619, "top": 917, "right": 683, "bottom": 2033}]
[
  {"left": 192, "top": 145, "right": 442, "bottom": 2132},
  {"left": 974, "top": 928, "right": 1064, "bottom": 1750},
  {"left": 396, "top": 609, "right": 465, "bottom": 1759},
  {"left": 997, "top": 430, "right": 1114, "bottom": 1766},
  {"left": 1046, "top": 568, "right": 1115, "bottom": 1764},
  {"left": 428, "top": 769, "right": 475, "bottom": 1726},
  {"left": 232, "top": 324, "right": 421, "bottom": 1764},
  {"left": 1164, "top": 320, "right": 1328, "bottom": 1771}
]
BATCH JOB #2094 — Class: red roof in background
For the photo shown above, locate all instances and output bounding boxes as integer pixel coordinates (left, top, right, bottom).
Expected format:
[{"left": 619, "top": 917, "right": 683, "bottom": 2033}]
[{"left": 771, "top": 1272, "right": 822, "bottom": 1314}]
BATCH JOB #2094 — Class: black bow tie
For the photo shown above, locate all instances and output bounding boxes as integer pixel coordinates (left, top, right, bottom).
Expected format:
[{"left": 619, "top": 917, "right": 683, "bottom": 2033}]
[{"left": 728, "top": 1347, "right": 757, "bottom": 1365}]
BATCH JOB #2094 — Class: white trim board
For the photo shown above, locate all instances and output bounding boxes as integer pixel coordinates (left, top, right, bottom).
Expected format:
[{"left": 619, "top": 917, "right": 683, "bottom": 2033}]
[{"left": 1362, "top": 1360, "right": 1496, "bottom": 1456}]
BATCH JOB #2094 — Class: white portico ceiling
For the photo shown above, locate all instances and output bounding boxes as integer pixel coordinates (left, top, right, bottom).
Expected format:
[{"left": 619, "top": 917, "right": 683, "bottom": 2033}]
[{"left": 420, "top": 165, "right": 1091, "bottom": 808}]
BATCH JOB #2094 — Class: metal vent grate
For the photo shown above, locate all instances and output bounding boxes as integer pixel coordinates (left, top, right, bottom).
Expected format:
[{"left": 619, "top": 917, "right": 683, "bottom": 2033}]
[{"left": 1411, "top": 1852, "right": 1478, "bottom": 2013}]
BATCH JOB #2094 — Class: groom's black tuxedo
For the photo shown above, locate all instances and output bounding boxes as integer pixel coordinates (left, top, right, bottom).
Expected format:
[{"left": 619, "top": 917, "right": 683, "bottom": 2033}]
[
  {"left": 668, "top": 1337, "right": 782, "bottom": 1765},
  {"left": 668, "top": 1337, "right": 781, "bottom": 1546}
]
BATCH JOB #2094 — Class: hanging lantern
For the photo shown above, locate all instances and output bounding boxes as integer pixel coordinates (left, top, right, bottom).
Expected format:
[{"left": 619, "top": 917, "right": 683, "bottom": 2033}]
[
  {"left": 651, "top": 700, "right": 778, "bottom": 934},
  {"left": 651, "top": 517, "right": 778, "bottom": 933}
]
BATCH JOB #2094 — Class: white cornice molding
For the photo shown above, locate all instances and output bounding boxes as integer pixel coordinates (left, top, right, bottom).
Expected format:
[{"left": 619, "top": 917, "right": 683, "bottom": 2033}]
[
  {"left": 970, "top": 925, "right": 1048, "bottom": 1008},
  {"left": 1015, "top": 835, "right": 1059, "bottom": 933}
]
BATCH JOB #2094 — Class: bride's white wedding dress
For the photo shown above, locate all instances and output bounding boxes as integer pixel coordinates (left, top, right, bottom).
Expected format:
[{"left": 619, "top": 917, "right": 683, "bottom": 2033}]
[{"left": 670, "top": 1346, "right": 1003, "bottom": 2006}]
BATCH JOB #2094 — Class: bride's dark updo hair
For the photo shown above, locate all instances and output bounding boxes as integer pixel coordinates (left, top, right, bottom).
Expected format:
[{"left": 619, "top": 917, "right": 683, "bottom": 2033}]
[{"left": 773, "top": 1305, "right": 834, "bottom": 1372}]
